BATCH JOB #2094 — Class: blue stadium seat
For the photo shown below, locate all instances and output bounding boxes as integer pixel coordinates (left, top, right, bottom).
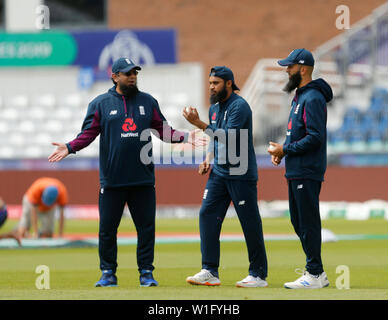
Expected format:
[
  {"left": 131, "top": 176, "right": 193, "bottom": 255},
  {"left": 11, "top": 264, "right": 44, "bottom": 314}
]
[
  {"left": 359, "top": 113, "right": 377, "bottom": 132},
  {"left": 328, "top": 128, "right": 349, "bottom": 153},
  {"left": 347, "top": 129, "right": 367, "bottom": 152},
  {"left": 371, "top": 87, "right": 388, "bottom": 102},
  {"left": 367, "top": 128, "right": 385, "bottom": 152}
]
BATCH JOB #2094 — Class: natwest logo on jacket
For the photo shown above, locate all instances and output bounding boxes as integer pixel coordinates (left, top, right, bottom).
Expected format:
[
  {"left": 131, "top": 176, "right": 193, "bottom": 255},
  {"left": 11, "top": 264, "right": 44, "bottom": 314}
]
[
  {"left": 122, "top": 118, "right": 137, "bottom": 132},
  {"left": 121, "top": 118, "right": 139, "bottom": 138}
]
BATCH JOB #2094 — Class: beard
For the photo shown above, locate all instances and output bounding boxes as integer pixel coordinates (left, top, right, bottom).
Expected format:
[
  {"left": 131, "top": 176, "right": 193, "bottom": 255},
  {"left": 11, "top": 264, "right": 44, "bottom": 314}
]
[
  {"left": 119, "top": 83, "right": 139, "bottom": 97},
  {"left": 209, "top": 84, "right": 228, "bottom": 104},
  {"left": 283, "top": 71, "right": 302, "bottom": 93}
]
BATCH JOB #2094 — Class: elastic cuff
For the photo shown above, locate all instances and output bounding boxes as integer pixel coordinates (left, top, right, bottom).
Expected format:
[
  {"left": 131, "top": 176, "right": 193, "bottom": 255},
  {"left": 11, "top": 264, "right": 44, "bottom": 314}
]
[{"left": 66, "top": 143, "right": 75, "bottom": 154}]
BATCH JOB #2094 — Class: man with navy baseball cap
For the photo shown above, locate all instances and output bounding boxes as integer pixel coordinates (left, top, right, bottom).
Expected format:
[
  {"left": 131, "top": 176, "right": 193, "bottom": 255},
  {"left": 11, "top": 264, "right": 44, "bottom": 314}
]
[
  {"left": 209, "top": 66, "right": 240, "bottom": 91},
  {"left": 49, "top": 57, "right": 207, "bottom": 288},
  {"left": 183, "top": 66, "right": 268, "bottom": 288},
  {"left": 277, "top": 48, "right": 315, "bottom": 67},
  {"left": 268, "top": 49, "right": 333, "bottom": 289},
  {"left": 111, "top": 57, "right": 142, "bottom": 74}
]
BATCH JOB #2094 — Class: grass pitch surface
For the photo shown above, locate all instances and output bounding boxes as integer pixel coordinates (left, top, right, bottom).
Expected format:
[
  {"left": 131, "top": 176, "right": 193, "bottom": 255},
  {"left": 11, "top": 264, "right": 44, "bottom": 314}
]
[{"left": 0, "top": 218, "right": 387, "bottom": 300}]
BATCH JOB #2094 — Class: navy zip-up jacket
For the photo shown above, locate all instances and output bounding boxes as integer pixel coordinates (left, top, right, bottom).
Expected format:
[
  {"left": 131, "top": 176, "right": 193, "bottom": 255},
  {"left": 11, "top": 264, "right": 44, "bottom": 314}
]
[
  {"left": 206, "top": 92, "right": 258, "bottom": 180},
  {"left": 283, "top": 78, "right": 333, "bottom": 181},
  {"left": 66, "top": 86, "right": 188, "bottom": 188}
]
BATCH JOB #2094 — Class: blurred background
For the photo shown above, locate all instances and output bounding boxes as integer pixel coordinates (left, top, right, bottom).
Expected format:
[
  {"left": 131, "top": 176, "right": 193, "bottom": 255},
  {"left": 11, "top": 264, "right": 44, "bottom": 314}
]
[{"left": 0, "top": 0, "right": 388, "bottom": 222}]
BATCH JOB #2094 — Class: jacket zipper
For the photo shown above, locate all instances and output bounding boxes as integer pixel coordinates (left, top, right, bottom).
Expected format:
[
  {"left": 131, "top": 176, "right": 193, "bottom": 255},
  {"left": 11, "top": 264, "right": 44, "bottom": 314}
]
[{"left": 122, "top": 95, "right": 128, "bottom": 117}]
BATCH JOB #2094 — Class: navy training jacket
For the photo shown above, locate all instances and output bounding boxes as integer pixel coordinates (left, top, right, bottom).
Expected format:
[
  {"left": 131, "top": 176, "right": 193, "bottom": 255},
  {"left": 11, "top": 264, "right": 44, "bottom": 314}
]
[
  {"left": 283, "top": 78, "right": 333, "bottom": 181},
  {"left": 66, "top": 86, "right": 188, "bottom": 188},
  {"left": 206, "top": 92, "right": 258, "bottom": 180}
]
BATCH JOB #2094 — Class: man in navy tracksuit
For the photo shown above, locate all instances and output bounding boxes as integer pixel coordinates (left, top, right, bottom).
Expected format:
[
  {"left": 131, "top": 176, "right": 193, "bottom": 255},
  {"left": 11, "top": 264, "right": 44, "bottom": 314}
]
[
  {"left": 268, "top": 49, "right": 333, "bottom": 289},
  {"left": 48, "top": 58, "right": 203, "bottom": 287},
  {"left": 183, "top": 66, "right": 268, "bottom": 288}
]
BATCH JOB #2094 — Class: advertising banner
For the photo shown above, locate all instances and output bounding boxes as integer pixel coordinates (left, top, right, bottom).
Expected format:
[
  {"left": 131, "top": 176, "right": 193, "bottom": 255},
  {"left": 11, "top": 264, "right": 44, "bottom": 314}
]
[{"left": 0, "top": 28, "right": 177, "bottom": 68}]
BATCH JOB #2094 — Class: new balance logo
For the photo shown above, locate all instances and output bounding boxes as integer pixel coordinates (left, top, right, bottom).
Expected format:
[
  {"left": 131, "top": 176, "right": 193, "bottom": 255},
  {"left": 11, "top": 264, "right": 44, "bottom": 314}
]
[
  {"left": 110, "top": 110, "right": 118, "bottom": 115},
  {"left": 238, "top": 200, "right": 245, "bottom": 206},
  {"left": 297, "top": 184, "right": 303, "bottom": 189},
  {"left": 203, "top": 189, "right": 208, "bottom": 200}
]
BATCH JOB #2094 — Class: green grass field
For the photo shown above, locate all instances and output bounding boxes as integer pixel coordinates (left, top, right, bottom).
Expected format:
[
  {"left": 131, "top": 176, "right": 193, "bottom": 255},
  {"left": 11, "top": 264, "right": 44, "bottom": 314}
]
[{"left": 0, "top": 217, "right": 388, "bottom": 300}]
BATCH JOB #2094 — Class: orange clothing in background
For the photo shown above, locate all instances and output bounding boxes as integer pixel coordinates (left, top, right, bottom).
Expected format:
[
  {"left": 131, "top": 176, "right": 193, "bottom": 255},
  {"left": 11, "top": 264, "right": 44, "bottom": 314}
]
[{"left": 25, "top": 178, "right": 68, "bottom": 212}]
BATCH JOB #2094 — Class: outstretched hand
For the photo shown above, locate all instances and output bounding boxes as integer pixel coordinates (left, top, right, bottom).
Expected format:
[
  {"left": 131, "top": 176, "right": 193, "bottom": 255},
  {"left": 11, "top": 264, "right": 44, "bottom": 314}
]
[
  {"left": 48, "top": 142, "right": 69, "bottom": 162},
  {"left": 187, "top": 129, "right": 208, "bottom": 147}
]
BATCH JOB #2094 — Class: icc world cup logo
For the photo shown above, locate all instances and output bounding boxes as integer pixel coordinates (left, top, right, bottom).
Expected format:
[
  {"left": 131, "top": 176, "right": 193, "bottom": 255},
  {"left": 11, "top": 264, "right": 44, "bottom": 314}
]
[{"left": 122, "top": 118, "right": 137, "bottom": 132}]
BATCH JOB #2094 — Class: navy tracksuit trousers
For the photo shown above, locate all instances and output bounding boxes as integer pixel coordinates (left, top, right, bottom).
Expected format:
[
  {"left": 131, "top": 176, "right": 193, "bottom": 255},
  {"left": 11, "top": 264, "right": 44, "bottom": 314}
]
[
  {"left": 288, "top": 179, "right": 324, "bottom": 275},
  {"left": 199, "top": 171, "right": 268, "bottom": 279},
  {"left": 98, "top": 185, "right": 156, "bottom": 274}
]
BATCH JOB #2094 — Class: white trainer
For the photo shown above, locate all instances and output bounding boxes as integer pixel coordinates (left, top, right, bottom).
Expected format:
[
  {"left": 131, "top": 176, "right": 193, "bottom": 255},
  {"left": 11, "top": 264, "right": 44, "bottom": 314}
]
[
  {"left": 186, "top": 269, "right": 221, "bottom": 286},
  {"left": 236, "top": 275, "right": 268, "bottom": 288},
  {"left": 284, "top": 269, "right": 329, "bottom": 289}
]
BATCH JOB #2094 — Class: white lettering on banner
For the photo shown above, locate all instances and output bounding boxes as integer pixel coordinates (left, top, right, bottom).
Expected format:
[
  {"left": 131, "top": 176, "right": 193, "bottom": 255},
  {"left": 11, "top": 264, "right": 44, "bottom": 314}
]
[{"left": 0, "top": 42, "right": 52, "bottom": 59}]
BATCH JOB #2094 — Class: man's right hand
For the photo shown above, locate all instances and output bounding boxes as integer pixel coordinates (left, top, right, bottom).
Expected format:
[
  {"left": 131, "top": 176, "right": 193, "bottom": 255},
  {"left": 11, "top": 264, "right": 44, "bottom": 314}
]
[{"left": 48, "top": 142, "right": 69, "bottom": 162}]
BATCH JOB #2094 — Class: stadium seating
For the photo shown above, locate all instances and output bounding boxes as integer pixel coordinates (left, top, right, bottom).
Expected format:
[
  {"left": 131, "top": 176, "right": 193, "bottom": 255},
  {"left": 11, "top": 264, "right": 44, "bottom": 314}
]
[{"left": 328, "top": 87, "right": 388, "bottom": 153}]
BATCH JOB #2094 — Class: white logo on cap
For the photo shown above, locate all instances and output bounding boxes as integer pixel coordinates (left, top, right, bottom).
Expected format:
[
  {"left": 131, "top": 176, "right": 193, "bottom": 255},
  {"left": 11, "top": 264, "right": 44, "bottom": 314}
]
[
  {"left": 298, "top": 60, "right": 305, "bottom": 64},
  {"left": 125, "top": 58, "right": 132, "bottom": 65}
]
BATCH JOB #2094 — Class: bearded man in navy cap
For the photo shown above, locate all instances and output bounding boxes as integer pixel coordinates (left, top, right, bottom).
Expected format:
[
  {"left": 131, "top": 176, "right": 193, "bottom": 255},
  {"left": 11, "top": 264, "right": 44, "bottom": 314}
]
[
  {"left": 268, "top": 48, "right": 333, "bottom": 289},
  {"left": 183, "top": 66, "right": 268, "bottom": 288},
  {"left": 49, "top": 58, "right": 206, "bottom": 288}
]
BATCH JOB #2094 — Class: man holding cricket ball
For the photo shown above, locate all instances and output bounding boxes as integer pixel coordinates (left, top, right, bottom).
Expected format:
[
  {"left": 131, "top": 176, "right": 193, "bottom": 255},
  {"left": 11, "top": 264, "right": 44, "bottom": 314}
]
[{"left": 267, "top": 48, "right": 333, "bottom": 289}]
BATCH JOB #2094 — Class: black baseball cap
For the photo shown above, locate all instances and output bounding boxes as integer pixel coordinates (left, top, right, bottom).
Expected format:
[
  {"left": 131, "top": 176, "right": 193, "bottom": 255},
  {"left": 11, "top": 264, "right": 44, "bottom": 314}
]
[
  {"left": 278, "top": 48, "right": 315, "bottom": 67},
  {"left": 112, "top": 58, "right": 142, "bottom": 74},
  {"left": 209, "top": 66, "right": 240, "bottom": 91}
]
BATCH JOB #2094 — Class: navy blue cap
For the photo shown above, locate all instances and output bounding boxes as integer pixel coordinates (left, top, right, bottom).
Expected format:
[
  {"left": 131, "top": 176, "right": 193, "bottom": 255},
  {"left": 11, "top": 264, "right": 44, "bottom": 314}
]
[
  {"left": 112, "top": 58, "right": 141, "bottom": 74},
  {"left": 278, "top": 48, "right": 315, "bottom": 67},
  {"left": 41, "top": 186, "right": 59, "bottom": 206},
  {"left": 209, "top": 66, "right": 240, "bottom": 91}
]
